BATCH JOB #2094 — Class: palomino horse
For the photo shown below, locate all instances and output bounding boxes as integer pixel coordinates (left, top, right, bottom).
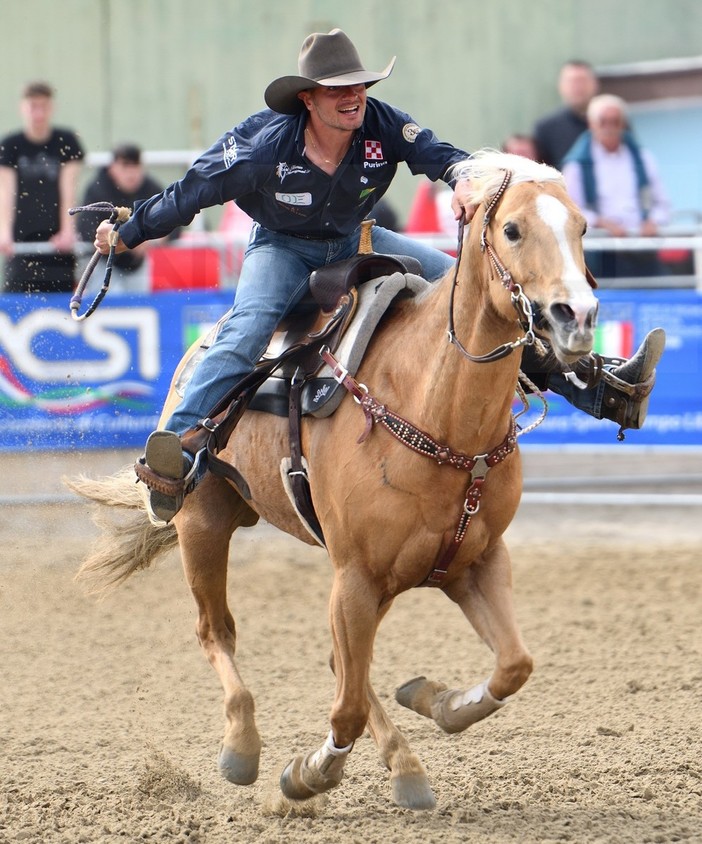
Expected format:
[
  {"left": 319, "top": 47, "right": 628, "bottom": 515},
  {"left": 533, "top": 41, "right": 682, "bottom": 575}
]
[{"left": 69, "top": 150, "right": 598, "bottom": 811}]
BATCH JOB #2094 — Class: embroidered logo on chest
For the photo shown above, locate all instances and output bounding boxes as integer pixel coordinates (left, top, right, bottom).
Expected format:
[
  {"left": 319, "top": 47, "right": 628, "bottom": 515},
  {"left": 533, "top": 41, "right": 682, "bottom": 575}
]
[
  {"left": 365, "top": 140, "right": 384, "bottom": 160},
  {"left": 276, "top": 162, "right": 310, "bottom": 183}
]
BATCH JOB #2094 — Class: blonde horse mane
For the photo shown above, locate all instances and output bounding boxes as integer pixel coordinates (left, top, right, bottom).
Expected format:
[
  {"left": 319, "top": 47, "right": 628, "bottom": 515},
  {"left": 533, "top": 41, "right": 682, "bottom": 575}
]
[{"left": 450, "top": 148, "right": 565, "bottom": 205}]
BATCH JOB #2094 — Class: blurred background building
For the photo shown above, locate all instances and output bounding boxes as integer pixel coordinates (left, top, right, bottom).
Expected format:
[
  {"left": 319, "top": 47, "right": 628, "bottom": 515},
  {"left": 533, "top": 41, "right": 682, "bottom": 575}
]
[{"left": 2, "top": 0, "right": 701, "bottom": 228}]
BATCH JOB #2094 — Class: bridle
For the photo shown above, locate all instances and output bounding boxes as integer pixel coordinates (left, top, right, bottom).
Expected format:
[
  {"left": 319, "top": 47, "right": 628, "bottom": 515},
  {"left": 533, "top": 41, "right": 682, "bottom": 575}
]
[{"left": 447, "top": 169, "right": 537, "bottom": 364}]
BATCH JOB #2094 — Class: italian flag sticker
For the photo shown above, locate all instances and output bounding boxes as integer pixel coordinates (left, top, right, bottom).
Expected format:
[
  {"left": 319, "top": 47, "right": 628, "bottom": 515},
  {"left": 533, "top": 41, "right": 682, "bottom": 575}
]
[{"left": 593, "top": 321, "right": 634, "bottom": 358}]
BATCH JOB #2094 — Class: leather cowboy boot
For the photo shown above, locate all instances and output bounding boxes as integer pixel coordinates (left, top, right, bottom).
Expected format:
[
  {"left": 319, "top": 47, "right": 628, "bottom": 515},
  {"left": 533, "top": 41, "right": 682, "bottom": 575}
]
[
  {"left": 590, "top": 327, "right": 665, "bottom": 432},
  {"left": 521, "top": 328, "right": 666, "bottom": 437},
  {"left": 558, "top": 327, "right": 666, "bottom": 438}
]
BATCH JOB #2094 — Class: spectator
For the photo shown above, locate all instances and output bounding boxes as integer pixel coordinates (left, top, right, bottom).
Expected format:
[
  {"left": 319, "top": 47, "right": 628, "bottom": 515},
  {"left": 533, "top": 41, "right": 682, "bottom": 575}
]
[
  {"left": 533, "top": 60, "right": 599, "bottom": 169},
  {"left": 78, "top": 143, "right": 177, "bottom": 292},
  {"left": 0, "top": 81, "right": 84, "bottom": 293},
  {"left": 501, "top": 133, "right": 538, "bottom": 160},
  {"left": 561, "top": 93, "right": 671, "bottom": 278}
]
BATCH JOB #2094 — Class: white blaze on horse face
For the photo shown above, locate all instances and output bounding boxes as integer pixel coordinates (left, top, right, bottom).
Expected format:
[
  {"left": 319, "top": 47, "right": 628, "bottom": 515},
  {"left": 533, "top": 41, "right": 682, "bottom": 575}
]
[
  {"left": 535, "top": 194, "right": 586, "bottom": 287},
  {"left": 535, "top": 193, "right": 594, "bottom": 331}
]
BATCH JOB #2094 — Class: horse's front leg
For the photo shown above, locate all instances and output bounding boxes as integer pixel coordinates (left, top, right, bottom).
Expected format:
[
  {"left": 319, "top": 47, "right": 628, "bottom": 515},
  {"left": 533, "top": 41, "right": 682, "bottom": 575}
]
[
  {"left": 280, "top": 567, "right": 378, "bottom": 802},
  {"left": 177, "top": 482, "right": 261, "bottom": 785},
  {"left": 396, "top": 538, "right": 533, "bottom": 733}
]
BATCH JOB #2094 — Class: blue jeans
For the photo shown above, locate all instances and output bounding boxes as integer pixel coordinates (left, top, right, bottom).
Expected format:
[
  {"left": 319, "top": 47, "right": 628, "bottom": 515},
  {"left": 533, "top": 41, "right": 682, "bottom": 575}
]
[
  {"left": 545, "top": 373, "right": 604, "bottom": 417},
  {"left": 166, "top": 224, "right": 456, "bottom": 433}
]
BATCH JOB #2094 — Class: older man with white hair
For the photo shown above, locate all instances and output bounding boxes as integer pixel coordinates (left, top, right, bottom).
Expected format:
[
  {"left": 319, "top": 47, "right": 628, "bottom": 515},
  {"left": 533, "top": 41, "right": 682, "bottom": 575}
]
[{"left": 562, "top": 93, "right": 671, "bottom": 277}]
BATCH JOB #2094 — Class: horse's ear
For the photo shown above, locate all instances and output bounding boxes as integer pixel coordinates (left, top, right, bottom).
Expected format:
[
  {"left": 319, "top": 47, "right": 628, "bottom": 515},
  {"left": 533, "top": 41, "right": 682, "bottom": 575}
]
[{"left": 585, "top": 266, "right": 598, "bottom": 289}]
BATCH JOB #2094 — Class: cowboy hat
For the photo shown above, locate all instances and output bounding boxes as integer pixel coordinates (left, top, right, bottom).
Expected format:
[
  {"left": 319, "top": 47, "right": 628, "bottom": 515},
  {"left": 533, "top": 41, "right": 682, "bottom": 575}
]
[{"left": 264, "top": 29, "right": 396, "bottom": 115}]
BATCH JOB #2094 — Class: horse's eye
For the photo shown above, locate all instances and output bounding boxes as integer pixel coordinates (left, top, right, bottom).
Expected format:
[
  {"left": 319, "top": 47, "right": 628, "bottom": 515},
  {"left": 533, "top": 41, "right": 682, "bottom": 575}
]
[{"left": 503, "top": 222, "right": 520, "bottom": 242}]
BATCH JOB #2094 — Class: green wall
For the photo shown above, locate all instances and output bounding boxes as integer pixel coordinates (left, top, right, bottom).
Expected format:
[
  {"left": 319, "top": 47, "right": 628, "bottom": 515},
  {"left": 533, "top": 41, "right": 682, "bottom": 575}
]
[{"left": 3, "top": 0, "right": 701, "bottom": 222}]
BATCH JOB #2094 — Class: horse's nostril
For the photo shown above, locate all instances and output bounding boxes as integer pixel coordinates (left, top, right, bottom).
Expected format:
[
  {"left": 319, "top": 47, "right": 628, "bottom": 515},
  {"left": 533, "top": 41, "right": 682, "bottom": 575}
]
[
  {"left": 548, "top": 300, "right": 598, "bottom": 334},
  {"left": 549, "top": 302, "right": 575, "bottom": 326}
]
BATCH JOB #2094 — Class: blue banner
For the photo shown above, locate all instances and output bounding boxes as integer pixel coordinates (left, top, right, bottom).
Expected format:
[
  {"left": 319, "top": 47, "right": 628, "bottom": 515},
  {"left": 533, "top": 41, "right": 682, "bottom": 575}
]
[
  {"left": 0, "top": 291, "right": 232, "bottom": 451},
  {"left": 0, "top": 288, "right": 700, "bottom": 451},
  {"left": 520, "top": 289, "right": 702, "bottom": 446}
]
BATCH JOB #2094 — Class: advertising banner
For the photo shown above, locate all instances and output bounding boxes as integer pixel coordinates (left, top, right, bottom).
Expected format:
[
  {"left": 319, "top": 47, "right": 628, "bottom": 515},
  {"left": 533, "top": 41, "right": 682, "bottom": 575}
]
[
  {"left": 0, "top": 288, "right": 700, "bottom": 452},
  {"left": 519, "top": 289, "right": 702, "bottom": 447},
  {"left": 0, "top": 291, "right": 232, "bottom": 451}
]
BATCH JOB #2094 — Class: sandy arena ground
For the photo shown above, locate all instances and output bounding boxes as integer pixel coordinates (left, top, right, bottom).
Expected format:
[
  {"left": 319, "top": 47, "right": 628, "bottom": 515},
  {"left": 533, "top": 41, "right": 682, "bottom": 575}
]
[{"left": 1, "top": 447, "right": 700, "bottom": 843}]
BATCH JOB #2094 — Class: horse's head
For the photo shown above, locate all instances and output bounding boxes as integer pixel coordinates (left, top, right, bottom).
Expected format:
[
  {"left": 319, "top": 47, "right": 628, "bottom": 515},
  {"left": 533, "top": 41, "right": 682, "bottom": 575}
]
[{"left": 456, "top": 150, "right": 599, "bottom": 365}]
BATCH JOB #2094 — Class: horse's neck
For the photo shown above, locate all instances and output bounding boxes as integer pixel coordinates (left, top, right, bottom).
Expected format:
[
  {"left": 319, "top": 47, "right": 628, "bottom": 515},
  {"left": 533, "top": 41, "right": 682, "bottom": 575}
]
[{"left": 371, "top": 253, "right": 521, "bottom": 451}]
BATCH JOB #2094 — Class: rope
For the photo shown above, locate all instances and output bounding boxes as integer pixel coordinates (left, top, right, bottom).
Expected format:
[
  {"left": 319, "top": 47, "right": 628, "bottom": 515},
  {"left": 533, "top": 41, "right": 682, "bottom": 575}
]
[{"left": 67, "top": 202, "right": 132, "bottom": 321}]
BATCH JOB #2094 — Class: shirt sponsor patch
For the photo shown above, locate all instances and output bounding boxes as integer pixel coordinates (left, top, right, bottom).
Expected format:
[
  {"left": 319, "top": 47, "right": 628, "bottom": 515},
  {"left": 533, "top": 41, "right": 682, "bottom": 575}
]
[
  {"left": 275, "top": 191, "right": 312, "bottom": 206},
  {"left": 365, "top": 140, "right": 384, "bottom": 160},
  {"left": 222, "top": 137, "right": 238, "bottom": 168},
  {"left": 402, "top": 123, "right": 421, "bottom": 143}
]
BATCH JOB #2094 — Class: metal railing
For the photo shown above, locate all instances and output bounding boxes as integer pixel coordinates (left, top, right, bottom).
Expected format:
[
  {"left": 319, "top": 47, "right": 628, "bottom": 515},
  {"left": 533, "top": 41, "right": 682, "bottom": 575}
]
[
  {"left": 411, "top": 226, "right": 702, "bottom": 291},
  {"left": 4, "top": 226, "right": 702, "bottom": 291}
]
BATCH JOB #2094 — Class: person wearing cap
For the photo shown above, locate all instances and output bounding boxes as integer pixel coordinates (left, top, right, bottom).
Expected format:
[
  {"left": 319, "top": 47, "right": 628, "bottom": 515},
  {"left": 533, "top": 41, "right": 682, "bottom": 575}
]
[
  {"left": 78, "top": 143, "right": 178, "bottom": 292},
  {"left": 92, "top": 29, "right": 664, "bottom": 525}
]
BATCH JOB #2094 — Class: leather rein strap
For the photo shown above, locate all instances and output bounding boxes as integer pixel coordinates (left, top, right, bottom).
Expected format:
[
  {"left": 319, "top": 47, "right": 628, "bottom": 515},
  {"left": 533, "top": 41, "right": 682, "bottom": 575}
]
[{"left": 320, "top": 347, "right": 518, "bottom": 587}]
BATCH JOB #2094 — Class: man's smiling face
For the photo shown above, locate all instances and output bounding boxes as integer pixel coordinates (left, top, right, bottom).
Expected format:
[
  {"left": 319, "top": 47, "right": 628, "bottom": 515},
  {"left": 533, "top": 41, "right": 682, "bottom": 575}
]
[{"left": 299, "top": 84, "right": 367, "bottom": 133}]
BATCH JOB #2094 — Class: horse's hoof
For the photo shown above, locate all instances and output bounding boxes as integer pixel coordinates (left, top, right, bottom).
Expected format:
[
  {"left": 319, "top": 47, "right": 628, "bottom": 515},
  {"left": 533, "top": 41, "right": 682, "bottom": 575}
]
[
  {"left": 280, "top": 756, "right": 317, "bottom": 801},
  {"left": 395, "top": 676, "right": 447, "bottom": 718},
  {"left": 218, "top": 745, "right": 259, "bottom": 785},
  {"left": 391, "top": 772, "right": 437, "bottom": 811},
  {"left": 395, "top": 676, "right": 428, "bottom": 710}
]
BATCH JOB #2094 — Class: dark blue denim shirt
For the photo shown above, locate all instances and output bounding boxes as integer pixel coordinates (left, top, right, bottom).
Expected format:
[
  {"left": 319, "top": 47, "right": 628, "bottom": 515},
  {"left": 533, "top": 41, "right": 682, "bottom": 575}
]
[{"left": 119, "top": 98, "right": 470, "bottom": 246}]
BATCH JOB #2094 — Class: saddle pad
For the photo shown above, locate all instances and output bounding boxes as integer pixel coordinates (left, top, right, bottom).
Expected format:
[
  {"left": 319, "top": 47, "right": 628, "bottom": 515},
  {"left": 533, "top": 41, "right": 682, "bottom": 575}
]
[
  {"left": 304, "top": 271, "right": 429, "bottom": 417},
  {"left": 252, "top": 271, "right": 430, "bottom": 418},
  {"left": 174, "top": 272, "right": 431, "bottom": 416}
]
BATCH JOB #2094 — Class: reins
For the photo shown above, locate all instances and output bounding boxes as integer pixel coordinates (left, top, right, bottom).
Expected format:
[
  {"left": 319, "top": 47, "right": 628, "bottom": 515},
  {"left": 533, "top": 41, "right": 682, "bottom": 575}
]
[{"left": 67, "top": 202, "right": 132, "bottom": 321}]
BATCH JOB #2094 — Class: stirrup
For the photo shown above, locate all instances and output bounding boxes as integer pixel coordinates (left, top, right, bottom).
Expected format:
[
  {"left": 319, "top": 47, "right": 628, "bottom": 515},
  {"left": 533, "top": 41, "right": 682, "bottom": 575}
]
[{"left": 134, "top": 430, "right": 207, "bottom": 523}]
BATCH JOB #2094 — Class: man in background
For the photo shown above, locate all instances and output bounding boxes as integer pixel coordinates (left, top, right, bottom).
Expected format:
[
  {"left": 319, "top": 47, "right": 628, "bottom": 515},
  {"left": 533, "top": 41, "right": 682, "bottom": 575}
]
[
  {"left": 533, "top": 60, "right": 599, "bottom": 169},
  {"left": 501, "top": 133, "right": 538, "bottom": 160},
  {"left": 562, "top": 93, "right": 671, "bottom": 277},
  {"left": 0, "top": 81, "right": 84, "bottom": 293},
  {"left": 78, "top": 143, "right": 176, "bottom": 292}
]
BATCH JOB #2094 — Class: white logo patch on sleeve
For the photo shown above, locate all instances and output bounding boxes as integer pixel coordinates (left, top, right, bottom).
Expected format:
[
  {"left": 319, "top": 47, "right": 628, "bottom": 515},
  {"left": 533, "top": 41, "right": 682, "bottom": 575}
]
[
  {"left": 402, "top": 123, "right": 421, "bottom": 143},
  {"left": 222, "top": 137, "right": 238, "bottom": 168}
]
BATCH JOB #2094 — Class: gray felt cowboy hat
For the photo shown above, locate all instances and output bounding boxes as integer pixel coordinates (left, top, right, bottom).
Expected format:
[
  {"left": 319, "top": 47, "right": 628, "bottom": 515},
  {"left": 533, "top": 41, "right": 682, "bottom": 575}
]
[{"left": 264, "top": 29, "right": 396, "bottom": 115}]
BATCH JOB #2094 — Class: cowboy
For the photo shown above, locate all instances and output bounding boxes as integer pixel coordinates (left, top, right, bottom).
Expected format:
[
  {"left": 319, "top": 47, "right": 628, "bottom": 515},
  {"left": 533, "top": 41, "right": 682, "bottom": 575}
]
[{"left": 93, "top": 29, "right": 664, "bottom": 525}]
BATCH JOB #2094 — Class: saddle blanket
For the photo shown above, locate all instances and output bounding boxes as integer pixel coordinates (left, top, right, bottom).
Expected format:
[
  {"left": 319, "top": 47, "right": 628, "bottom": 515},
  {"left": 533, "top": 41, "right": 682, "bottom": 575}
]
[{"left": 175, "top": 271, "right": 430, "bottom": 419}]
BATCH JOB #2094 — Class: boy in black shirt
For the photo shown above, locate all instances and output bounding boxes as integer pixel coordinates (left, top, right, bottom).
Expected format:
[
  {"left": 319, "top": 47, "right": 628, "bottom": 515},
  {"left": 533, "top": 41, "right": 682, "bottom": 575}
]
[{"left": 0, "top": 81, "right": 84, "bottom": 293}]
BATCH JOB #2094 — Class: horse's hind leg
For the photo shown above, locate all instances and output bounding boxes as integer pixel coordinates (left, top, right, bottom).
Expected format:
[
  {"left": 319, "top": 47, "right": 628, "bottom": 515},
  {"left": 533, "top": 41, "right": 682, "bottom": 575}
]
[
  {"left": 396, "top": 538, "right": 533, "bottom": 733},
  {"left": 177, "top": 476, "right": 262, "bottom": 785},
  {"left": 366, "top": 679, "right": 436, "bottom": 810},
  {"left": 357, "top": 600, "right": 434, "bottom": 810}
]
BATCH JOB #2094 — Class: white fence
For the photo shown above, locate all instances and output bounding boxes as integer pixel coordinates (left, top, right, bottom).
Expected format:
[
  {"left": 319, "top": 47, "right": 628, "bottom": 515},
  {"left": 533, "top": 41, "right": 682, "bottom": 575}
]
[{"left": 4, "top": 147, "right": 702, "bottom": 291}]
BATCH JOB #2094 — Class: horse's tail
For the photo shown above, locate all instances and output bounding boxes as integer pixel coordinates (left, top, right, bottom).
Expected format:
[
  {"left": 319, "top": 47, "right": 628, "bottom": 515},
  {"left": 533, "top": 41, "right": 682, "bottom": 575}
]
[{"left": 64, "top": 465, "right": 178, "bottom": 596}]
